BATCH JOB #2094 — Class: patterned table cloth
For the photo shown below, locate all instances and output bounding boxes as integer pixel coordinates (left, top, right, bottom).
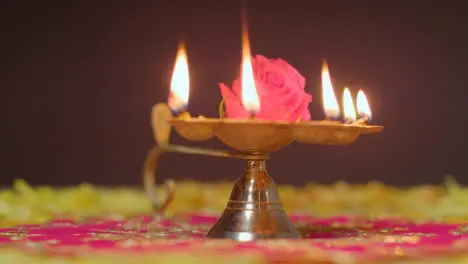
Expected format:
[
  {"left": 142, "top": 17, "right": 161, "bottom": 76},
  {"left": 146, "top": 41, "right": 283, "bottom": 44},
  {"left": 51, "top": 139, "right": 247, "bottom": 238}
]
[
  {"left": 2, "top": 179, "right": 468, "bottom": 263},
  {"left": 2, "top": 214, "right": 468, "bottom": 263}
]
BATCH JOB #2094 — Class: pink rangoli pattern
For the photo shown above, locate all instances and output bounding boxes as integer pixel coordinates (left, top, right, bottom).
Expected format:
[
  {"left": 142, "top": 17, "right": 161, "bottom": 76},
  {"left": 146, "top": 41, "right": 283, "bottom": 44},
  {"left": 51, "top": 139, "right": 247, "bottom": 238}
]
[{"left": 2, "top": 214, "right": 468, "bottom": 263}]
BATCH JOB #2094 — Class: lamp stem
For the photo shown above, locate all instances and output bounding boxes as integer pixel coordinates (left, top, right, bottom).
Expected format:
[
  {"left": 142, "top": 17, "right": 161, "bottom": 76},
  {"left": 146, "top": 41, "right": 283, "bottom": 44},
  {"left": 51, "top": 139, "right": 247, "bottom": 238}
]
[{"left": 206, "top": 157, "right": 301, "bottom": 241}]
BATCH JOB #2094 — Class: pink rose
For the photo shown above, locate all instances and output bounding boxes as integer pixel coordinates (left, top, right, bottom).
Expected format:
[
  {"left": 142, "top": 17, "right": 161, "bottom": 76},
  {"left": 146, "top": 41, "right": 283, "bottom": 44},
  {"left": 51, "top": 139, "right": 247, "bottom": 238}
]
[{"left": 219, "top": 55, "right": 312, "bottom": 121}]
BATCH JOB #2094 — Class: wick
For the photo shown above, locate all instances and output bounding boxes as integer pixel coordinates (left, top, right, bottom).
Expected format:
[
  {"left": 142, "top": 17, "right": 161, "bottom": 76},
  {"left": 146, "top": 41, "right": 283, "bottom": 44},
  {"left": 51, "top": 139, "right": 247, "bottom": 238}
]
[
  {"left": 170, "top": 108, "right": 184, "bottom": 116},
  {"left": 352, "top": 116, "right": 370, "bottom": 125},
  {"left": 344, "top": 118, "right": 354, "bottom": 125},
  {"left": 248, "top": 113, "right": 256, "bottom": 120},
  {"left": 173, "top": 109, "right": 191, "bottom": 120}
]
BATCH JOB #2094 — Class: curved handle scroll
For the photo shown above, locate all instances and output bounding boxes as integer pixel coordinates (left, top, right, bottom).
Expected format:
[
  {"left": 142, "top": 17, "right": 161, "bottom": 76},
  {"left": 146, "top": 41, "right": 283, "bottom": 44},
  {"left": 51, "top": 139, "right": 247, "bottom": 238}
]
[{"left": 143, "top": 145, "right": 175, "bottom": 214}]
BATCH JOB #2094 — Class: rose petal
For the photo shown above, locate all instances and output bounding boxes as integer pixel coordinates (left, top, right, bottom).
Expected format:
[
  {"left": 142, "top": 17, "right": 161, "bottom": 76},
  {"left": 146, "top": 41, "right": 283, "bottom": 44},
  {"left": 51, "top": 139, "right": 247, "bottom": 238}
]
[{"left": 219, "top": 82, "right": 235, "bottom": 98}]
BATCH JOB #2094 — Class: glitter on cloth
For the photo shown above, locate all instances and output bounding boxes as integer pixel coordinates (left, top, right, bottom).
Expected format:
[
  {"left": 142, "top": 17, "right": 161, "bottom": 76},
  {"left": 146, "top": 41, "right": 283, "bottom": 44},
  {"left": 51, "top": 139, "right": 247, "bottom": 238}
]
[{"left": 2, "top": 214, "right": 468, "bottom": 263}]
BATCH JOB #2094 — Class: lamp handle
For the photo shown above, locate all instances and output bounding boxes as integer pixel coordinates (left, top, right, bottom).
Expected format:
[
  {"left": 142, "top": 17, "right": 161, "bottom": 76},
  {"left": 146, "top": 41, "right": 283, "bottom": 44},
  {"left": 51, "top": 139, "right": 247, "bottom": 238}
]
[
  {"left": 143, "top": 144, "right": 266, "bottom": 214},
  {"left": 143, "top": 146, "right": 175, "bottom": 214}
]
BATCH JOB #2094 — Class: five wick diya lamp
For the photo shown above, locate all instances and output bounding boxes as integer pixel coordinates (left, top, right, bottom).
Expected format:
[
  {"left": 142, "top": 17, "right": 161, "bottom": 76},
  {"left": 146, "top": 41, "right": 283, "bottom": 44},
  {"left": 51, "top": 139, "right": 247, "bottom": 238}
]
[{"left": 143, "top": 31, "right": 383, "bottom": 241}]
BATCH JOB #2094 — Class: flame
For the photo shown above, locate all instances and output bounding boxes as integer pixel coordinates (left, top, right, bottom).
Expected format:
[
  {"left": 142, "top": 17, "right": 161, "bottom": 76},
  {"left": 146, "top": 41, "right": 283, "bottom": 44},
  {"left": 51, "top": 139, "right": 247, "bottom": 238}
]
[
  {"left": 240, "top": 7, "right": 260, "bottom": 114},
  {"left": 321, "top": 61, "right": 340, "bottom": 119},
  {"left": 343, "top": 87, "right": 357, "bottom": 122},
  {"left": 169, "top": 43, "right": 189, "bottom": 112},
  {"left": 357, "top": 90, "right": 372, "bottom": 121}
]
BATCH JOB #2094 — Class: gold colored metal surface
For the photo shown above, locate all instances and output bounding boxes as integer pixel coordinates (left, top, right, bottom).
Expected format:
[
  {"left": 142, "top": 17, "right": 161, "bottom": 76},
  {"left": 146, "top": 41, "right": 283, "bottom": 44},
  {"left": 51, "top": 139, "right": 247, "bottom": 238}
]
[
  {"left": 151, "top": 103, "right": 173, "bottom": 145},
  {"left": 144, "top": 103, "right": 384, "bottom": 240},
  {"left": 171, "top": 118, "right": 383, "bottom": 152},
  {"left": 207, "top": 159, "right": 301, "bottom": 240}
]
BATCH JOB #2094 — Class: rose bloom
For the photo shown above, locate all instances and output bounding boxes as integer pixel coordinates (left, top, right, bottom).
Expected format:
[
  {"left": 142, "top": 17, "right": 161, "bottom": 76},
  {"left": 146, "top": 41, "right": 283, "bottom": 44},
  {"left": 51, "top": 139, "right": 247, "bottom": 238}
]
[{"left": 219, "top": 55, "right": 312, "bottom": 121}]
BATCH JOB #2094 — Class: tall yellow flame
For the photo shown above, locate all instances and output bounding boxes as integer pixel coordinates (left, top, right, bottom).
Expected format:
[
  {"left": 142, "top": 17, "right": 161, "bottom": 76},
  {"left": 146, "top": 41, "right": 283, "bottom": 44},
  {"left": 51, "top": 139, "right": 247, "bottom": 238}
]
[
  {"left": 357, "top": 90, "right": 372, "bottom": 121},
  {"left": 169, "top": 43, "right": 189, "bottom": 111},
  {"left": 240, "top": 6, "right": 260, "bottom": 114},
  {"left": 322, "top": 61, "right": 340, "bottom": 119},
  {"left": 343, "top": 87, "right": 357, "bottom": 123}
]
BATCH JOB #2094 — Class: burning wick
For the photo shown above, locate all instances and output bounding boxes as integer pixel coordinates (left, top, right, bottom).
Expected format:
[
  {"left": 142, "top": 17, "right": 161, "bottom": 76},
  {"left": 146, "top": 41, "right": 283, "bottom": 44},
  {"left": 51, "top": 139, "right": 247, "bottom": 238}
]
[
  {"left": 353, "top": 90, "right": 372, "bottom": 126},
  {"left": 342, "top": 88, "right": 357, "bottom": 124},
  {"left": 321, "top": 59, "right": 340, "bottom": 121},
  {"left": 169, "top": 42, "right": 190, "bottom": 119},
  {"left": 344, "top": 118, "right": 354, "bottom": 124},
  {"left": 168, "top": 93, "right": 191, "bottom": 119},
  {"left": 353, "top": 116, "right": 370, "bottom": 126},
  {"left": 240, "top": 4, "right": 260, "bottom": 119}
]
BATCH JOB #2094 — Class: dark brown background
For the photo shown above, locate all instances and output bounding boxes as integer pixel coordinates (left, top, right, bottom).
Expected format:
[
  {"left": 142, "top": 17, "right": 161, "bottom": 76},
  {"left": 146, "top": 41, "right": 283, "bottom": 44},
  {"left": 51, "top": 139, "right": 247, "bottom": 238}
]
[{"left": 1, "top": 0, "right": 467, "bottom": 186}]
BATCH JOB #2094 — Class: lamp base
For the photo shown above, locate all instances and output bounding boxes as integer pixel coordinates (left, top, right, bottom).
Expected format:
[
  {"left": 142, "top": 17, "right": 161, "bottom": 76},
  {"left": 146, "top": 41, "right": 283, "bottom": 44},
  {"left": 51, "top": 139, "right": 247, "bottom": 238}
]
[{"left": 206, "top": 159, "right": 301, "bottom": 241}]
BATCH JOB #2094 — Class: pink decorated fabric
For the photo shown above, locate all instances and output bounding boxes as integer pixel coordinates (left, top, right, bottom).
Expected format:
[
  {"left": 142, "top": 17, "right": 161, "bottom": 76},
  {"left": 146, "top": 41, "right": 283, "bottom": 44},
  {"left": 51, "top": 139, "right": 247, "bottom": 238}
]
[{"left": 2, "top": 214, "right": 468, "bottom": 263}]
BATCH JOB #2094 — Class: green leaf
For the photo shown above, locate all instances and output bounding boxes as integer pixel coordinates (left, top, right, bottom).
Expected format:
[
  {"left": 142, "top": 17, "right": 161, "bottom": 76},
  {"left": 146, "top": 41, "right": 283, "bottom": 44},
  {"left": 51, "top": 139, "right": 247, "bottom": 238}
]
[{"left": 218, "top": 99, "right": 226, "bottom": 118}]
